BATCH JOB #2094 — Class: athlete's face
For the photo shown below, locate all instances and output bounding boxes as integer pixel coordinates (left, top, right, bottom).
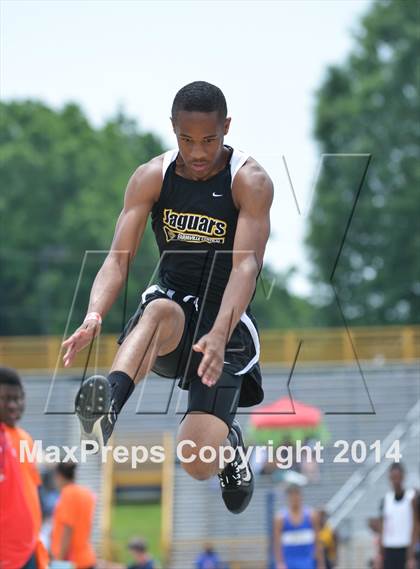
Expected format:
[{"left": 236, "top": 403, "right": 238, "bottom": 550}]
[
  {"left": 54, "top": 471, "right": 66, "bottom": 490},
  {"left": 287, "top": 488, "right": 302, "bottom": 510},
  {"left": 319, "top": 510, "right": 327, "bottom": 527},
  {"left": 390, "top": 467, "right": 404, "bottom": 491},
  {"left": 0, "top": 384, "right": 25, "bottom": 427},
  {"left": 171, "top": 111, "right": 231, "bottom": 180}
]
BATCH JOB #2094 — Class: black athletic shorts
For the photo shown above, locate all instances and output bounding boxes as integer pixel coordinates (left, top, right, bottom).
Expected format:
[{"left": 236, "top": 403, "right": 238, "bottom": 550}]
[
  {"left": 118, "top": 283, "right": 264, "bottom": 429},
  {"left": 383, "top": 547, "right": 407, "bottom": 569}
]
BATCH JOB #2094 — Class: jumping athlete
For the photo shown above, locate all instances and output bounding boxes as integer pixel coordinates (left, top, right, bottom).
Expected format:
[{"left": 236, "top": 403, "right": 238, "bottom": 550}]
[{"left": 62, "top": 81, "right": 273, "bottom": 514}]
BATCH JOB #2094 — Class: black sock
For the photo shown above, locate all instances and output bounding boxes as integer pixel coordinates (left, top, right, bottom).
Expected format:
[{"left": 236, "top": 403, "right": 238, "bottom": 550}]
[{"left": 107, "top": 370, "right": 135, "bottom": 414}]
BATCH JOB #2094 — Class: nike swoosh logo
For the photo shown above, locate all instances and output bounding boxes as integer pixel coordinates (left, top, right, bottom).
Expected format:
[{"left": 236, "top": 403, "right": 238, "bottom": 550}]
[
  {"left": 212, "top": 192, "right": 223, "bottom": 197},
  {"left": 242, "top": 469, "right": 252, "bottom": 483},
  {"left": 238, "top": 462, "right": 252, "bottom": 482}
]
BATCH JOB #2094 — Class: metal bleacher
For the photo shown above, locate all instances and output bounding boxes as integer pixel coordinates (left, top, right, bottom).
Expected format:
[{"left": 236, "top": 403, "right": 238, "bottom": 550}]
[
  {"left": 167, "top": 362, "right": 420, "bottom": 569},
  {"left": 19, "top": 360, "right": 419, "bottom": 569},
  {"left": 7, "top": 325, "right": 418, "bottom": 567}
]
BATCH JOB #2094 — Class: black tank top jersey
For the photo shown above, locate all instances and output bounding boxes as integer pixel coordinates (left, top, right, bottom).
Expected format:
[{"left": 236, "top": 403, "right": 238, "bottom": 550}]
[{"left": 151, "top": 145, "right": 250, "bottom": 304}]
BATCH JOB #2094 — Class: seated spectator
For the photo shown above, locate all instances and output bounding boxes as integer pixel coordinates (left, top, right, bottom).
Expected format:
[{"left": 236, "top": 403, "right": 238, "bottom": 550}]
[
  {"left": 127, "top": 538, "right": 156, "bottom": 569},
  {"left": 195, "top": 544, "right": 224, "bottom": 569}
]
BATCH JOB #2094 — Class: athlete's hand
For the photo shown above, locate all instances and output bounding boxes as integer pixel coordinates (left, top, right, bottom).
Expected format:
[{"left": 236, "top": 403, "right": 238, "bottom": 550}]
[
  {"left": 193, "top": 330, "right": 226, "bottom": 387},
  {"left": 62, "top": 320, "right": 101, "bottom": 367},
  {"left": 276, "top": 562, "right": 287, "bottom": 569}
]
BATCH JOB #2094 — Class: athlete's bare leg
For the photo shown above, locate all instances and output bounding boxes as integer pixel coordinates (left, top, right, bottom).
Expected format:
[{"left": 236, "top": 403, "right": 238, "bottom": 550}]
[
  {"left": 110, "top": 298, "right": 185, "bottom": 381},
  {"left": 75, "top": 298, "right": 185, "bottom": 446},
  {"left": 113, "top": 301, "right": 235, "bottom": 481},
  {"left": 177, "top": 411, "right": 255, "bottom": 515},
  {"left": 177, "top": 412, "right": 230, "bottom": 480}
]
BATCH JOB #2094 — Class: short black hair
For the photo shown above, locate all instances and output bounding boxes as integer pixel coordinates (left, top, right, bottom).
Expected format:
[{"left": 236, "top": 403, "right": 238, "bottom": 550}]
[
  {"left": 128, "top": 537, "right": 148, "bottom": 552},
  {"left": 56, "top": 461, "right": 77, "bottom": 481},
  {"left": 0, "top": 367, "right": 23, "bottom": 389},
  {"left": 171, "top": 81, "right": 227, "bottom": 120},
  {"left": 390, "top": 462, "right": 404, "bottom": 474},
  {"left": 286, "top": 483, "right": 302, "bottom": 494}
]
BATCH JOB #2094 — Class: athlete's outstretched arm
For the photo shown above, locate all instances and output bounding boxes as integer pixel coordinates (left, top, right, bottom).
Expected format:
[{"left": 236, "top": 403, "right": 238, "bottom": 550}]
[
  {"left": 193, "top": 163, "right": 273, "bottom": 386},
  {"left": 62, "top": 161, "right": 161, "bottom": 367}
]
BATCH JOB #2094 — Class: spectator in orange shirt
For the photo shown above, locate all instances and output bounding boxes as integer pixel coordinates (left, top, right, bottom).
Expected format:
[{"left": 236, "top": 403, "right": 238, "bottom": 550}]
[
  {"left": 51, "top": 462, "right": 97, "bottom": 569},
  {"left": 0, "top": 422, "right": 35, "bottom": 569},
  {"left": 0, "top": 366, "right": 48, "bottom": 569}
]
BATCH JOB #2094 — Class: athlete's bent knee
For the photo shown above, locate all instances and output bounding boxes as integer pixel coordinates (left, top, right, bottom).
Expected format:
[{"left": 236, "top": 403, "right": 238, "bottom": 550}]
[
  {"left": 181, "top": 459, "right": 214, "bottom": 481},
  {"left": 178, "top": 439, "right": 218, "bottom": 480},
  {"left": 142, "top": 298, "right": 183, "bottom": 325}
]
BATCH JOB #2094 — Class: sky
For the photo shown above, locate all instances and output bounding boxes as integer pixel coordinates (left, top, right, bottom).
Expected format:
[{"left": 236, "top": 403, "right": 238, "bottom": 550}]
[{"left": 1, "top": 0, "right": 372, "bottom": 296}]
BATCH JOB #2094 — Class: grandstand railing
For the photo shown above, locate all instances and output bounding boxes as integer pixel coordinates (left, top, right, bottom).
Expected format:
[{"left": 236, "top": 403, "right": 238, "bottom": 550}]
[
  {"left": 161, "top": 432, "right": 175, "bottom": 568},
  {"left": 100, "top": 431, "right": 174, "bottom": 562},
  {"left": 327, "top": 398, "right": 420, "bottom": 529},
  {"left": 0, "top": 325, "right": 419, "bottom": 370},
  {"left": 101, "top": 445, "right": 114, "bottom": 559},
  {"left": 112, "top": 433, "right": 165, "bottom": 488}
]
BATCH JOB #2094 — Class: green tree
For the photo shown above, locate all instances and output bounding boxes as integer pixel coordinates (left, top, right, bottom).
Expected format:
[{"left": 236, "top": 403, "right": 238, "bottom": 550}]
[
  {"left": 252, "top": 267, "right": 316, "bottom": 330},
  {"left": 306, "top": 0, "right": 420, "bottom": 325},
  {"left": 0, "top": 101, "right": 163, "bottom": 335}
]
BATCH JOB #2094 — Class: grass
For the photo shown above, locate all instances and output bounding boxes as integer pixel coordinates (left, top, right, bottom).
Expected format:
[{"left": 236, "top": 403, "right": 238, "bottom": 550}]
[{"left": 111, "top": 502, "right": 162, "bottom": 565}]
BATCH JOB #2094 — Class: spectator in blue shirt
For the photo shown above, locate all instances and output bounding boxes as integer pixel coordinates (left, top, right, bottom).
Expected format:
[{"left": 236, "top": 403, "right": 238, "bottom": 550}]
[{"left": 195, "top": 544, "right": 225, "bottom": 569}]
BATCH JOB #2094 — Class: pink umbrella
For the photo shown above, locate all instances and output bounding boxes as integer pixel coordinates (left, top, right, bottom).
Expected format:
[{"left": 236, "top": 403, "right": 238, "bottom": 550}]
[{"left": 251, "top": 397, "right": 322, "bottom": 429}]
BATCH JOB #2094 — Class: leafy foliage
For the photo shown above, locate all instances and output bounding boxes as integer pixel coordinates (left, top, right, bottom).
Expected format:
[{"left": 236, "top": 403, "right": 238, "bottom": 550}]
[
  {"left": 0, "top": 101, "right": 162, "bottom": 334},
  {"left": 306, "top": 0, "right": 420, "bottom": 325}
]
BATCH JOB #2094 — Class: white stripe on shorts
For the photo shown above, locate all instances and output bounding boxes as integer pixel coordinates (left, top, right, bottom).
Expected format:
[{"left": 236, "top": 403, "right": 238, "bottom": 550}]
[
  {"left": 234, "top": 312, "right": 260, "bottom": 375},
  {"left": 141, "top": 284, "right": 165, "bottom": 305}
]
